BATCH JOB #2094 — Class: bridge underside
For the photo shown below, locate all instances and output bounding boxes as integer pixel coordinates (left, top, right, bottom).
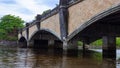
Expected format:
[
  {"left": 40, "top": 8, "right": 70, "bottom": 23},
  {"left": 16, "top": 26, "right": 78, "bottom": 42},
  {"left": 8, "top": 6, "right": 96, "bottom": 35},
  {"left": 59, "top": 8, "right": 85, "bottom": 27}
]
[
  {"left": 18, "top": 37, "right": 27, "bottom": 48},
  {"left": 68, "top": 10, "right": 120, "bottom": 58},
  {"left": 72, "top": 10, "right": 120, "bottom": 44},
  {"left": 29, "top": 30, "right": 63, "bottom": 50}
]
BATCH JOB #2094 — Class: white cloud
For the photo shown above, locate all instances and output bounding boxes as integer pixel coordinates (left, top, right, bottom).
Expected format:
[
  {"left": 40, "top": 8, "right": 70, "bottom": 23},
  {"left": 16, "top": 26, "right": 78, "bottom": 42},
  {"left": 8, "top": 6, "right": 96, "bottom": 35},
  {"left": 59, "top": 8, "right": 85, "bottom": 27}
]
[
  {"left": 14, "top": 0, "right": 51, "bottom": 14},
  {"left": 0, "top": 0, "right": 59, "bottom": 22}
]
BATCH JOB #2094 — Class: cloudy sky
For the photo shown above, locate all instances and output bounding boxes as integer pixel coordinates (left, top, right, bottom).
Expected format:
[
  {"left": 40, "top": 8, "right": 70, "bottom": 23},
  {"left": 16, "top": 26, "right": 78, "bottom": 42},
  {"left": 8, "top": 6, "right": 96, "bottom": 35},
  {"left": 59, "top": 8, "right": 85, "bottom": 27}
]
[{"left": 0, "top": 0, "right": 59, "bottom": 22}]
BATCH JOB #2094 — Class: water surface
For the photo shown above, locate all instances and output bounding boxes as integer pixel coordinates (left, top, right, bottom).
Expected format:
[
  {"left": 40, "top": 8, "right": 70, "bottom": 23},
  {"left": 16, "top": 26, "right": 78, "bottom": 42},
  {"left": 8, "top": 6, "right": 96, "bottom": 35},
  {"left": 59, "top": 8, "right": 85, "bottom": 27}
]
[{"left": 0, "top": 48, "right": 120, "bottom": 68}]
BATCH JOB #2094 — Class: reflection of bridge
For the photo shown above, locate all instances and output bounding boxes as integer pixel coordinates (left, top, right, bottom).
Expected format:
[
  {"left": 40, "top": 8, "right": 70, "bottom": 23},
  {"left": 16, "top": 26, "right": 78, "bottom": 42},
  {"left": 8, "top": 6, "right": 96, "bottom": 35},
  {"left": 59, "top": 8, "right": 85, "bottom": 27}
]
[{"left": 18, "top": 0, "right": 120, "bottom": 58}]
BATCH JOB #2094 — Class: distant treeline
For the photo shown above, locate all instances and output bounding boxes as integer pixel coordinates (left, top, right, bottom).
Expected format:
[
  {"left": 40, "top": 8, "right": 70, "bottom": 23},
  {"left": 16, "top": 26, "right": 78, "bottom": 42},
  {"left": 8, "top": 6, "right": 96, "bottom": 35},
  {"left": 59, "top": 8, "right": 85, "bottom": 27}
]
[{"left": 78, "top": 37, "right": 120, "bottom": 47}]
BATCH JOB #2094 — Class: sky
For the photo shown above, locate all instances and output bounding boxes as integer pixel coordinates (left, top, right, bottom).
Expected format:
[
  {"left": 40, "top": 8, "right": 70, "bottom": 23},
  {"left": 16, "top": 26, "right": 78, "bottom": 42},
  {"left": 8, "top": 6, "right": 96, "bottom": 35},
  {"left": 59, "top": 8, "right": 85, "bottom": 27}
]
[{"left": 0, "top": 0, "right": 59, "bottom": 22}]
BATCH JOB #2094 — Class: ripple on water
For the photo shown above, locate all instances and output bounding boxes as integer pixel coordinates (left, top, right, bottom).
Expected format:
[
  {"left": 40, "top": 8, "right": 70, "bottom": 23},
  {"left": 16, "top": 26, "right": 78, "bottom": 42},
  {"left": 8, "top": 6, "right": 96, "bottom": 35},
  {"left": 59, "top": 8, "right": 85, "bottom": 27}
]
[{"left": 0, "top": 48, "right": 119, "bottom": 68}]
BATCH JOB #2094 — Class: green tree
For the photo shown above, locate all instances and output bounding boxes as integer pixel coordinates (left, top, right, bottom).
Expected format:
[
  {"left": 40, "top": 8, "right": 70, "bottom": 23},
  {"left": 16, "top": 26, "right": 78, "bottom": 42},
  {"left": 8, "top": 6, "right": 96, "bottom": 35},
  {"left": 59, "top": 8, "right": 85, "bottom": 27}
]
[
  {"left": 0, "top": 14, "right": 24, "bottom": 40},
  {"left": 42, "top": 9, "right": 51, "bottom": 15},
  {"left": 91, "top": 39, "right": 102, "bottom": 46}
]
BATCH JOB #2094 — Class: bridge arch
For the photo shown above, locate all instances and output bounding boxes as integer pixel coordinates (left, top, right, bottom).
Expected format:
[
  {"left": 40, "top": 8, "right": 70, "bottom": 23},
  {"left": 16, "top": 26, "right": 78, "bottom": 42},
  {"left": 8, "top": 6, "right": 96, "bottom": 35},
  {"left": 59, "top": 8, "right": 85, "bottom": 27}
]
[
  {"left": 28, "top": 28, "right": 63, "bottom": 49},
  {"left": 29, "top": 29, "right": 61, "bottom": 41},
  {"left": 68, "top": 3, "right": 120, "bottom": 43},
  {"left": 18, "top": 36, "right": 27, "bottom": 48}
]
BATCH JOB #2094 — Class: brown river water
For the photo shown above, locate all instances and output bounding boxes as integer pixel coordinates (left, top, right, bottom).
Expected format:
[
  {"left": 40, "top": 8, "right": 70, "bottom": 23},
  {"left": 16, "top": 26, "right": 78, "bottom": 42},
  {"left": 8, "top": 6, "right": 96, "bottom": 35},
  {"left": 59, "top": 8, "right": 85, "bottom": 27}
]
[{"left": 0, "top": 48, "right": 120, "bottom": 68}]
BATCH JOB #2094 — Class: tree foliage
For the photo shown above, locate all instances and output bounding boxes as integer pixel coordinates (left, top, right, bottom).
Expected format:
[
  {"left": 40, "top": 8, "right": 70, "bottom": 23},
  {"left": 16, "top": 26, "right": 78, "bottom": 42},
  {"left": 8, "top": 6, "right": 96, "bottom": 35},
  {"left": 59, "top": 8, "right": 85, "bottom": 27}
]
[
  {"left": 0, "top": 14, "right": 24, "bottom": 40},
  {"left": 91, "top": 38, "right": 120, "bottom": 47},
  {"left": 42, "top": 9, "right": 51, "bottom": 16},
  {"left": 91, "top": 39, "right": 102, "bottom": 46}
]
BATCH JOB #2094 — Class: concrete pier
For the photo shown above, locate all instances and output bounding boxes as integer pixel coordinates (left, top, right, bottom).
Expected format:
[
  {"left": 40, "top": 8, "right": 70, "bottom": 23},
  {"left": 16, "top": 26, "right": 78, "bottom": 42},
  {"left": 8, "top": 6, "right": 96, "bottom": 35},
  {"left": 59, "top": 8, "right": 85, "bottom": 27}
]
[
  {"left": 102, "top": 36, "right": 116, "bottom": 59},
  {"left": 63, "top": 40, "right": 78, "bottom": 56}
]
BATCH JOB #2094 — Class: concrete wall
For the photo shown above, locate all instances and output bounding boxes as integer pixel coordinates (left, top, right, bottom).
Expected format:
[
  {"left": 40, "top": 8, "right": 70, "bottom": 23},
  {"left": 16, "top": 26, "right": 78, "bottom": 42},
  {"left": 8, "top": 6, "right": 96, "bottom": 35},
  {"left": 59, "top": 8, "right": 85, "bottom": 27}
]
[
  {"left": 41, "top": 13, "right": 60, "bottom": 38},
  {"left": 68, "top": 0, "right": 120, "bottom": 35}
]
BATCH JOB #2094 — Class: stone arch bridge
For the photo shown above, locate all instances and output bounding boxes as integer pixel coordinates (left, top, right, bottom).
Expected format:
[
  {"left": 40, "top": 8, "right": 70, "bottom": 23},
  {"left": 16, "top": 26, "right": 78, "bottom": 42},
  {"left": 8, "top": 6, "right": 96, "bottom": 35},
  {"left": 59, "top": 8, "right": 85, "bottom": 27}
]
[{"left": 18, "top": 0, "right": 120, "bottom": 58}]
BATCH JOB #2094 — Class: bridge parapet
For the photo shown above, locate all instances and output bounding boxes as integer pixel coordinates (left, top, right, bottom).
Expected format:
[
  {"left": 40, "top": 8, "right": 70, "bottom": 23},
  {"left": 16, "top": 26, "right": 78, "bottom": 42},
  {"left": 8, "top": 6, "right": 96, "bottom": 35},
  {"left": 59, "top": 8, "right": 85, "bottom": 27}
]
[
  {"left": 18, "top": 5, "right": 61, "bottom": 41},
  {"left": 41, "top": 6, "right": 59, "bottom": 21},
  {"left": 19, "top": 6, "right": 59, "bottom": 31},
  {"left": 68, "top": 0, "right": 84, "bottom": 5}
]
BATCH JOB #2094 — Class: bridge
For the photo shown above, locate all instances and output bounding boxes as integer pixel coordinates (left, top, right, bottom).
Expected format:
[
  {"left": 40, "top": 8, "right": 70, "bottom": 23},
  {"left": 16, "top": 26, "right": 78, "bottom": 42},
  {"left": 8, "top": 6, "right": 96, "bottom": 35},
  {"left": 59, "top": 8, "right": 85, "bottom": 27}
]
[{"left": 18, "top": 0, "right": 120, "bottom": 58}]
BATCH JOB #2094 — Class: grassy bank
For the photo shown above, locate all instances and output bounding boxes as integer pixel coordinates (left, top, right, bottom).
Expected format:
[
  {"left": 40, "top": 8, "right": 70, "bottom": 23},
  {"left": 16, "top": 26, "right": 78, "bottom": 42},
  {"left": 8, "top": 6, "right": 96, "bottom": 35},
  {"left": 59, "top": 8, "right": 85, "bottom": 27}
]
[{"left": 78, "top": 37, "right": 120, "bottom": 48}]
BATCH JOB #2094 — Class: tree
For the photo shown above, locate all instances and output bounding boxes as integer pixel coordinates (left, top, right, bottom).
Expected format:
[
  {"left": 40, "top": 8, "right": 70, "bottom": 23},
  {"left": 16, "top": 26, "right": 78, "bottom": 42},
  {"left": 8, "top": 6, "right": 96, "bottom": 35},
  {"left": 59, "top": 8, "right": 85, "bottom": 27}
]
[
  {"left": 42, "top": 9, "right": 51, "bottom": 16},
  {"left": 0, "top": 14, "right": 24, "bottom": 40}
]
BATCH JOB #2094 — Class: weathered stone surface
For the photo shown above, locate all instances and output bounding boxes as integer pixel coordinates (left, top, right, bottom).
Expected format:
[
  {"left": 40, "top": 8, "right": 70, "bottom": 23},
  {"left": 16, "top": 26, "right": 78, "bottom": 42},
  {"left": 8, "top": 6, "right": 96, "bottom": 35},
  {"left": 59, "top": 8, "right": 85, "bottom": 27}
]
[
  {"left": 68, "top": 0, "right": 120, "bottom": 35},
  {"left": 22, "top": 30, "right": 27, "bottom": 39},
  {"left": 18, "top": 0, "right": 120, "bottom": 53},
  {"left": 41, "top": 13, "right": 60, "bottom": 38},
  {"left": 29, "top": 25, "right": 38, "bottom": 39},
  {"left": 18, "top": 33, "right": 22, "bottom": 40}
]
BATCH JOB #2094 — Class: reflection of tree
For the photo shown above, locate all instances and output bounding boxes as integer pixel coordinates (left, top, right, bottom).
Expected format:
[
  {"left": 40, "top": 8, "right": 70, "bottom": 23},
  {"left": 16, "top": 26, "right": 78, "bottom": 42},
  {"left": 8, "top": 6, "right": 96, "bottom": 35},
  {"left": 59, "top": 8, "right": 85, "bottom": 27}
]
[
  {"left": 92, "top": 51, "right": 102, "bottom": 61},
  {"left": 82, "top": 50, "right": 102, "bottom": 61}
]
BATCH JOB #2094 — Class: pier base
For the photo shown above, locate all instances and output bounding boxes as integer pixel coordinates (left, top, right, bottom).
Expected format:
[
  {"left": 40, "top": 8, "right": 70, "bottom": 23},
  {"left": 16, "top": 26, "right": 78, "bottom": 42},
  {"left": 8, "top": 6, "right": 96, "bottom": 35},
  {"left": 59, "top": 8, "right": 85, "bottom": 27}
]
[
  {"left": 63, "top": 40, "right": 78, "bottom": 56},
  {"left": 102, "top": 36, "right": 116, "bottom": 59}
]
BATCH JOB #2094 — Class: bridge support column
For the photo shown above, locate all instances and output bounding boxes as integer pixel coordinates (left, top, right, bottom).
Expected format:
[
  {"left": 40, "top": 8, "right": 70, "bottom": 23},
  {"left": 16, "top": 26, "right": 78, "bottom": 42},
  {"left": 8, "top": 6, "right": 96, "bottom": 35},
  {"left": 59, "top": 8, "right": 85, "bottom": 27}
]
[
  {"left": 59, "top": 0, "right": 68, "bottom": 40},
  {"left": 54, "top": 40, "right": 63, "bottom": 50},
  {"left": 48, "top": 40, "right": 54, "bottom": 48},
  {"left": 102, "top": 36, "right": 116, "bottom": 59},
  {"left": 63, "top": 40, "right": 78, "bottom": 55},
  {"left": 18, "top": 41, "right": 27, "bottom": 48},
  {"left": 26, "top": 23, "right": 29, "bottom": 40},
  {"left": 83, "top": 42, "right": 89, "bottom": 51},
  {"left": 27, "top": 40, "right": 34, "bottom": 48},
  {"left": 48, "top": 40, "right": 63, "bottom": 50},
  {"left": 81, "top": 37, "right": 90, "bottom": 56},
  {"left": 48, "top": 40, "right": 54, "bottom": 54}
]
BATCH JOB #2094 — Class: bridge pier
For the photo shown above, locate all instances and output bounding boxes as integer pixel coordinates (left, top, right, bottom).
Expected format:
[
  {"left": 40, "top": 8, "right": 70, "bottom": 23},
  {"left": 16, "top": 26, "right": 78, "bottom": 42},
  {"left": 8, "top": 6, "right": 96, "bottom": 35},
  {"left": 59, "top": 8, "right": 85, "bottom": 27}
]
[
  {"left": 54, "top": 40, "right": 63, "bottom": 50},
  {"left": 63, "top": 40, "right": 78, "bottom": 55},
  {"left": 18, "top": 41, "right": 27, "bottom": 48},
  {"left": 82, "top": 38, "right": 90, "bottom": 51},
  {"left": 27, "top": 40, "right": 34, "bottom": 48},
  {"left": 18, "top": 37, "right": 27, "bottom": 48},
  {"left": 48, "top": 40, "right": 63, "bottom": 53},
  {"left": 48, "top": 40, "right": 54, "bottom": 48},
  {"left": 102, "top": 36, "right": 116, "bottom": 59}
]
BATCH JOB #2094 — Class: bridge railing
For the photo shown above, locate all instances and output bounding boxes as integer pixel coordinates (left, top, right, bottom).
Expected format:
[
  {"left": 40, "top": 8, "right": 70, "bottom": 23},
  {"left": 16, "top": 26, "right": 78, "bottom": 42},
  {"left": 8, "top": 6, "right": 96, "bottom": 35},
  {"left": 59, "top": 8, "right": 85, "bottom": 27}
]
[
  {"left": 40, "top": 6, "right": 59, "bottom": 21},
  {"left": 18, "top": 0, "right": 84, "bottom": 35},
  {"left": 68, "top": 0, "right": 84, "bottom": 6},
  {"left": 18, "top": 6, "right": 59, "bottom": 34}
]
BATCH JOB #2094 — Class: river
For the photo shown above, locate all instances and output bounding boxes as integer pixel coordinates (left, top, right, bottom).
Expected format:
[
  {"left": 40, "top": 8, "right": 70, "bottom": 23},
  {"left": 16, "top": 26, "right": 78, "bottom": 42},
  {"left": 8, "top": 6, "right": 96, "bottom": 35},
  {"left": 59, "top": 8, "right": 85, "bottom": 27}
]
[{"left": 0, "top": 47, "right": 119, "bottom": 68}]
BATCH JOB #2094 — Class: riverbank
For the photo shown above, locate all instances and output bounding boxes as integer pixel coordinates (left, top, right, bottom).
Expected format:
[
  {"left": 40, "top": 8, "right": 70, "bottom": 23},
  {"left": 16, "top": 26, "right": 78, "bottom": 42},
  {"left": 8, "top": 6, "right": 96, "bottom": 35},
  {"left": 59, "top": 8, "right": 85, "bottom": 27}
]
[
  {"left": 78, "top": 46, "right": 120, "bottom": 49},
  {"left": 89, "top": 46, "right": 120, "bottom": 49},
  {"left": 0, "top": 40, "right": 18, "bottom": 48}
]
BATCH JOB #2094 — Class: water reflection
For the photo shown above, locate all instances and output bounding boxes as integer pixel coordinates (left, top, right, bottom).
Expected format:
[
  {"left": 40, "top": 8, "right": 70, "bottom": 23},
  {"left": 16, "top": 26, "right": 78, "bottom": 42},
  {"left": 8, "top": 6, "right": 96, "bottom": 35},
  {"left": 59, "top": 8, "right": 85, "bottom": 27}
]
[
  {"left": 0, "top": 48, "right": 119, "bottom": 68},
  {"left": 102, "top": 59, "right": 116, "bottom": 68}
]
